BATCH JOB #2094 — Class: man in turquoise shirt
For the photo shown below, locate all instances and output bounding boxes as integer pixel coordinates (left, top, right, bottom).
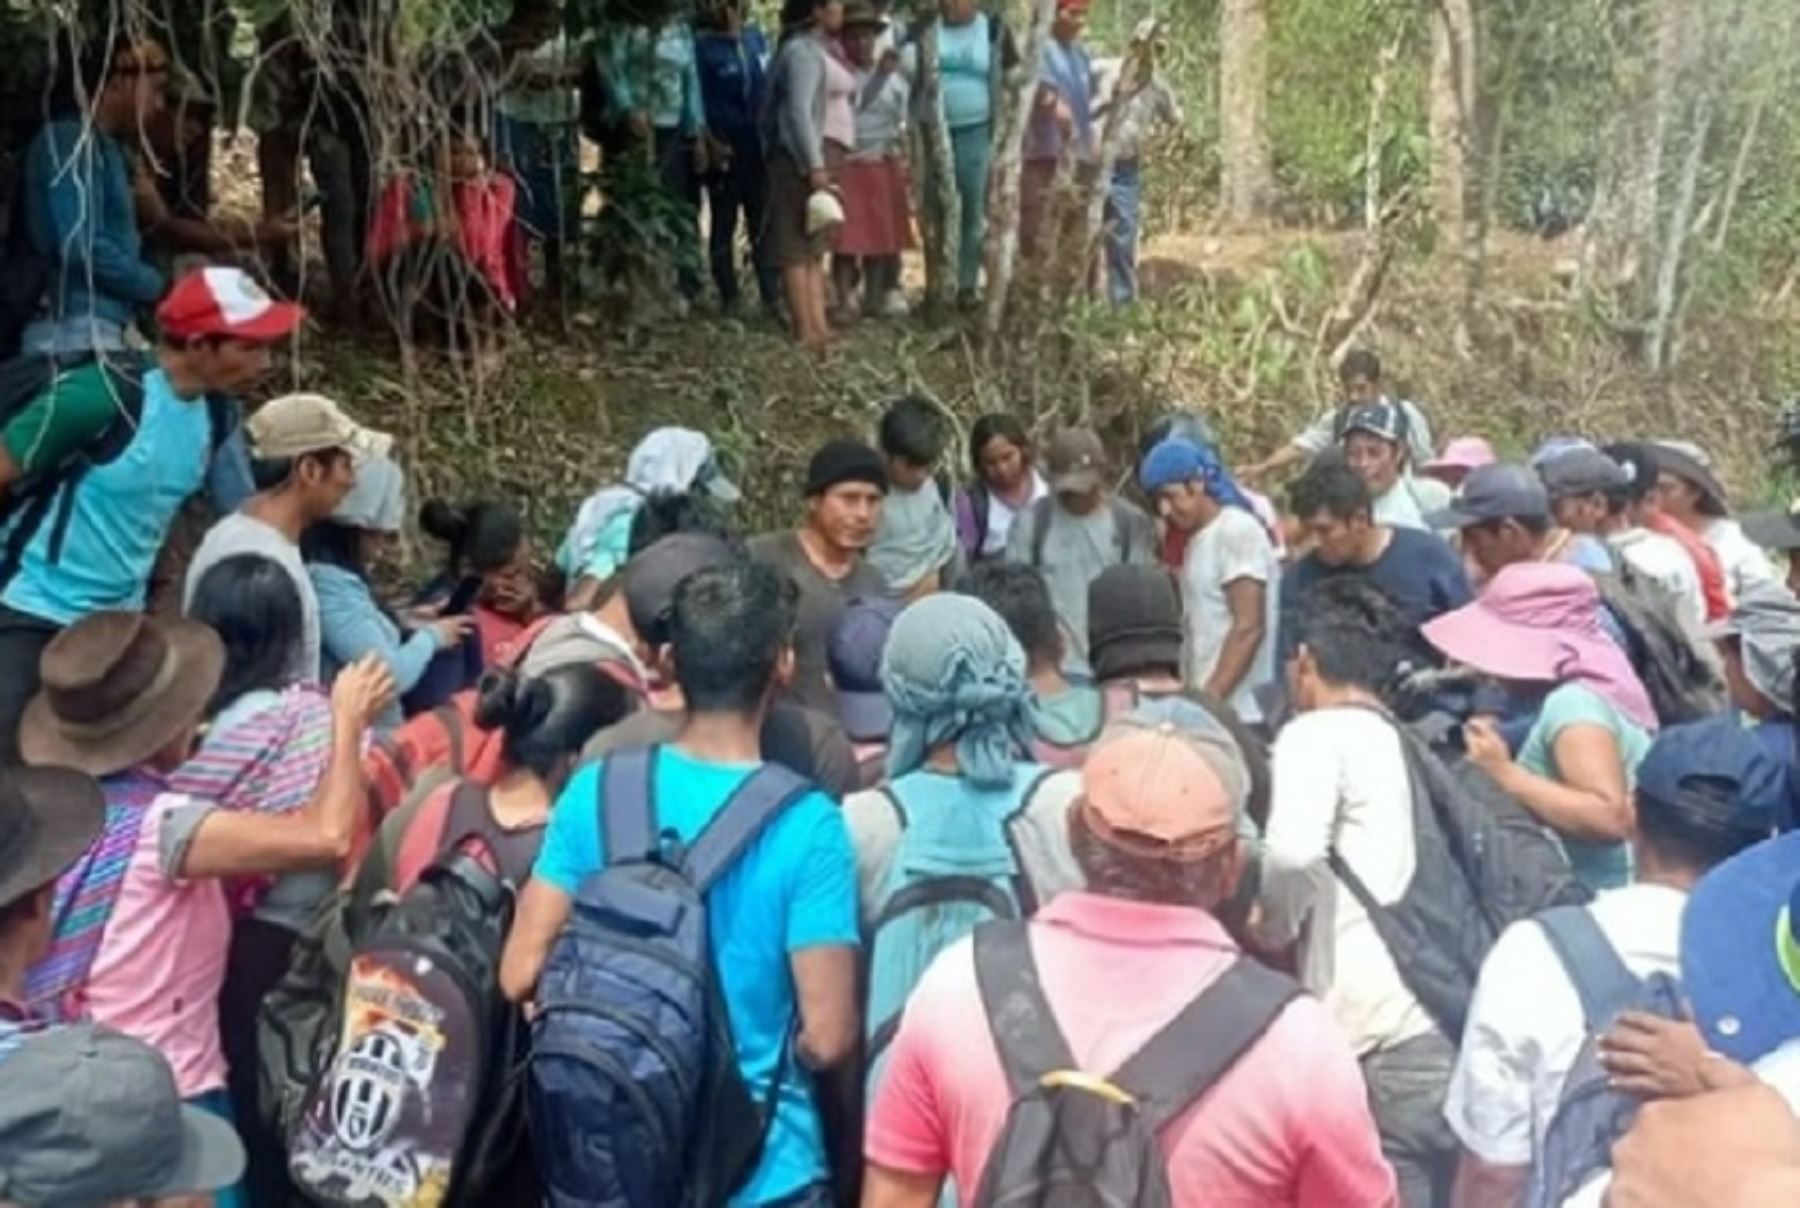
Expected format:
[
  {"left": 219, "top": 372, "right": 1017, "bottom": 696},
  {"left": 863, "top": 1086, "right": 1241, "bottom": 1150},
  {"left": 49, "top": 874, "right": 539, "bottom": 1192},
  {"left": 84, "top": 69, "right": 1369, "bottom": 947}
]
[{"left": 502, "top": 559, "right": 860, "bottom": 1205}]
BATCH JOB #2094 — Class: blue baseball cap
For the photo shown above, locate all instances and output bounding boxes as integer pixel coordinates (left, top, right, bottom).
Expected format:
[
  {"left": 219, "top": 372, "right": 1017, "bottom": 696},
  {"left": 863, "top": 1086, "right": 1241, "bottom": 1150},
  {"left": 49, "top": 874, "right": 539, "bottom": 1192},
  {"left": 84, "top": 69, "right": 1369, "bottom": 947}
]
[
  {"left": 827, "top": 596, "right": 903, "bottom": 741},
  {"left": 1681, "top": 831, "right": 1800, "bottom": 1065},
  {"left": 1138, "top": 437, "right": 1209, "bottom": 493},
  {"left": 1637, "top": 717, "right": 1791, "bottom": 833}
]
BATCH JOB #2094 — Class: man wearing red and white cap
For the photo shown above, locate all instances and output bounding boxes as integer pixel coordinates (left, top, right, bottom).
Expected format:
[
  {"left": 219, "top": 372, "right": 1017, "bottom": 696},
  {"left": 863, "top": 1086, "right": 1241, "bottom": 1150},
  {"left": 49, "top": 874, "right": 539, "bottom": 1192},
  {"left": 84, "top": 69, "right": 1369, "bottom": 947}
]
[
  {"left": 864, "top": 717, "right": 1394, "bottom": 1207},
  {"left": 0, "top": 266, "right": 302, "bottom": 763}
]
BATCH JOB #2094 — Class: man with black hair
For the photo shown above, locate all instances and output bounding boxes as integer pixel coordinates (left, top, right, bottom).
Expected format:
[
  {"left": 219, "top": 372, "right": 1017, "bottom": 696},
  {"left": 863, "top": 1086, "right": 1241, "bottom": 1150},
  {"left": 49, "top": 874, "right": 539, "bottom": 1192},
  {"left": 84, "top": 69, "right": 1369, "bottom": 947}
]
[
  {"left": 962, "top": 560, "right": 1105, "bottom": 760},
  {"left": 1240, "top": 349, "right": 1435, "bottom": 485},
  {"left": 1257, "top": 575, "right": 1458, "bottom": 1207},
  {"left": 1278, "top": 455, "right": 1470, "bottom": 665},
  {"left": 0, "top": 266, "right": 301, "bottom": 764},
  {"left": 751, "top": 437, "right": 891, "bottom": 711},
  {"left": 1431, "top": 462, "right": 1613, "bottom": 582},
  {"left": 15, "top": 38, "right": 169, "bottom": 355},
  {"left": 184, "top": 393, "right": 390, "bottom": 682},
  {"left": 502, "top": 560, "right": 860, "bottom": 1206},
  {"left": 1444, "top": 717, "right": 1781, "bottom": 1208},
  {"left": 1543, "top": 445, "right": 1706, "bottom": 623},
  {"left": 867, "top": 396, "right": 959, "bottom": 596}
]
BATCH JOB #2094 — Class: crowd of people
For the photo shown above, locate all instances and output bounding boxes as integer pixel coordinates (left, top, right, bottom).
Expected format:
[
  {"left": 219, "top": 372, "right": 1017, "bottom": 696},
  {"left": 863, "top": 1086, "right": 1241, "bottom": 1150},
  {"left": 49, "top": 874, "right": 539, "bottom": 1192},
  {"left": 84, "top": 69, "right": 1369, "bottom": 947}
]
[
  {"left": 2, "top": 3, "right": 1181, "bottom": 366},
  {"left": 2, "top": 270, "right": 1800, "bottom": 1208}
]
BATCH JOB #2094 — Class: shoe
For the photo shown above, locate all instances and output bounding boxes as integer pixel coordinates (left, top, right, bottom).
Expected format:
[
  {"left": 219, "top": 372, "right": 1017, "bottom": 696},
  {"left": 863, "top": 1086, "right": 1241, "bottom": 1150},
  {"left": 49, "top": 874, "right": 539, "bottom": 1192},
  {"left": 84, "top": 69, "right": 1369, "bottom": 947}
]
[{"left": 875, "top": 289, "right": 910, "bottom": 318}]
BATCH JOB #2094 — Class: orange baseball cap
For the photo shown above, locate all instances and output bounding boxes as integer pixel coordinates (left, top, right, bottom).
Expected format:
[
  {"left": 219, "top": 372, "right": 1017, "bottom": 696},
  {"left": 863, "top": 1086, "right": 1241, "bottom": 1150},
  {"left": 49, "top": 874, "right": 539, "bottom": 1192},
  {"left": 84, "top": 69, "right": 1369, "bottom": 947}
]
[{"left": 1079, "top": 721, "right": 1238, "bottom": 860}]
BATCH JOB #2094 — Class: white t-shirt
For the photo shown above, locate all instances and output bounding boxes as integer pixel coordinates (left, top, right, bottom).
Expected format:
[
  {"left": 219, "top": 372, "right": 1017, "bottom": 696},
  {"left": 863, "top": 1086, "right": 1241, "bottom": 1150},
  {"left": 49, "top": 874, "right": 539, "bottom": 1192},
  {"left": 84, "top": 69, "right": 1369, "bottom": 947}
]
[
  {"left": 980, "top": 471, "right": 1050, "bottom": 558},
  {"left": 183, "top": 511, "right": 319, "bottom": 683},
  {"left": 1443, "top": 884, "right": 1687, "bottom": 1166},
  {"left": 1372, "top": 475, "right": 1452, "bottom": 533},
  {"left": 1701, "top": 516, "right": 1777, "bottom": 604},
  {"left": 1253, "top": 706, "right": 1435, "bottom": 1056},
  {"left": 1180, "top": 507, "right": 1279, "bottom": 724},
  {"left": 1608, "top": 527, "right": 1704, "bottom": 623}
]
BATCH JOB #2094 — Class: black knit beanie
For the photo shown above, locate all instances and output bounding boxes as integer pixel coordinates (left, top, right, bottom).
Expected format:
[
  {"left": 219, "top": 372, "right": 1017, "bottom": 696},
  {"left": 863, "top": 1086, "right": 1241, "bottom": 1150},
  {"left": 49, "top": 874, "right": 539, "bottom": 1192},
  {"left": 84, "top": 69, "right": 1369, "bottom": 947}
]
[
  {"left": 804, "top": 438, "right": 890, "bottom": 497},
  {"left": 1087, "top": 564, "right": 1184, "bottom": 681}
]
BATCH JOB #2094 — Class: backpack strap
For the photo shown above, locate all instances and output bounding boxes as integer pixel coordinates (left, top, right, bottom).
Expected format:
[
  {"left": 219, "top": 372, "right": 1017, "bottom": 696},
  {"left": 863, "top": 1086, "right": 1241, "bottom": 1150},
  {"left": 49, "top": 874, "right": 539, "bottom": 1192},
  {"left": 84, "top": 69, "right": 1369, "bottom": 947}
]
[
  {"left": 435, "top": 702, "right": 466, "bottom": 772},
  {"left": 1536, "top": 905, "right": 1642, "bottom": 1033},
  {"left": 969, "top": 481, "right": 991, "bottom": 555},
  {"left": 599, "top": 745, "right": 660, "bottom": 863},
  {"left": 1028, "top": 496, "right": 1054, "bottom": 569},
  {"left": 1112, "top": 959, "right": 1301, "bottom": 1132},
  {"left": 1109, "top": 498, "right": 1130, "bottom": 562},
  {"left": 684, "top": 761, "right": 813, "bottom": 892},
  {"left": 973, "top": 920, "right": 1077, "bottom": 1098},
  {"left": 441, "top": 777, "right": 544, "bottom": 887}
]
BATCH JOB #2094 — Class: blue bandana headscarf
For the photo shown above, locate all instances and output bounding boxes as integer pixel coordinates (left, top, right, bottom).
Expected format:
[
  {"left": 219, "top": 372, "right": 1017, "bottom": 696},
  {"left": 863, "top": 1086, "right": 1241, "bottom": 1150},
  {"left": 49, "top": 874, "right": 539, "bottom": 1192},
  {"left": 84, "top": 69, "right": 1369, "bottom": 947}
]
[
  {"left": 881, "top": 594, "right": 1035, "bottom": 789},
  {"left": 1138, "top": 436, "right": 1257, "bottom": 516}
]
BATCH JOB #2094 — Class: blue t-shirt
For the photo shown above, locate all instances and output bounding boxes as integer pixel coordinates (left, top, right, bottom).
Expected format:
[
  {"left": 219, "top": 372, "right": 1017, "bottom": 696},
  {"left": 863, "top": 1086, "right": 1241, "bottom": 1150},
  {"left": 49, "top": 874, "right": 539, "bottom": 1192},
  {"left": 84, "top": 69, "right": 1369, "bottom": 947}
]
[
  {"left": 534, "top": 747, "right": 859, "bottom": 1205},
  {"left": 936, "top": 14, "right": 993, "bottom": 129},
  {"left": 2, "top": 368, "right": 211, "bottom": 625},
  {"left": 1279, "top": 526, "right": 1473, "bottom": 665}
]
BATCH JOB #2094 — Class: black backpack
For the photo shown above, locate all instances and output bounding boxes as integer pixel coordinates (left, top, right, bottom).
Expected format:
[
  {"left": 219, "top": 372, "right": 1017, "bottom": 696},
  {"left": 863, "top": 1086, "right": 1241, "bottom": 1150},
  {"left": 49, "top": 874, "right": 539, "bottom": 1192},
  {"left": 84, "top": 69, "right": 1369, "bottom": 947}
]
[
  {"left": 0, "top": 352, "right": 234, "bottom": 591},
  {"left": 1327, "top": 709, "right": 1590, "bottom": 1040},
  {"left": 969, "top": 921, "right": 1300, "bottom": 1207},
  {"left": 276, "top": 780, "right": 541, "bottom": 1207},
  {"left": 528, "top": 746, "right": 812, "bottom": 1208},
  {"left": 1590, "top": 565, "right": 1726, "bottom": 725}
]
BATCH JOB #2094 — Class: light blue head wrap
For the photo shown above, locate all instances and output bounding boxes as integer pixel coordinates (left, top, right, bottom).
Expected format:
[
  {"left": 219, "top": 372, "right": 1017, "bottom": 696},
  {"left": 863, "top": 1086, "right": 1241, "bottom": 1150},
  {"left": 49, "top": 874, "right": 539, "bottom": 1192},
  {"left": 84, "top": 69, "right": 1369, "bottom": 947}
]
[{"left": 881, "top": 594, "right": 1035, "bottom": 788}]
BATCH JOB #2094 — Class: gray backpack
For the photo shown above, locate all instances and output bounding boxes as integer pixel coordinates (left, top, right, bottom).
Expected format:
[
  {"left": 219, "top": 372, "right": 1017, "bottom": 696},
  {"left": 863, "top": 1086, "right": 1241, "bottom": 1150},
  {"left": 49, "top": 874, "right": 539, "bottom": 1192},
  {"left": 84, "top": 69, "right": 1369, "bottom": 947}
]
[
  {"left": 1525, "top": 905, "right": 1684, "bottom": 1208},
  {"left": 969, "top": 921, "right": 1299, "bottom": 1207}
]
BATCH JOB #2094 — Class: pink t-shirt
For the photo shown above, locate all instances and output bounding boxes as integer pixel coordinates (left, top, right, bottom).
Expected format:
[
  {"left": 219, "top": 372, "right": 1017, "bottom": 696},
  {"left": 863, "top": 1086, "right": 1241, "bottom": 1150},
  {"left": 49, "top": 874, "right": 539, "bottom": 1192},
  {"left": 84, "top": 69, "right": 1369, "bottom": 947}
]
[
  {"left": 866, "top": 893, "right": 1398, "bottom": 1207},
  {"left": 82, "top": 792, "right": 232, "bottom": 1098},
  {"left": 822, "top": 46, "right": 857, "bottom": 151}
]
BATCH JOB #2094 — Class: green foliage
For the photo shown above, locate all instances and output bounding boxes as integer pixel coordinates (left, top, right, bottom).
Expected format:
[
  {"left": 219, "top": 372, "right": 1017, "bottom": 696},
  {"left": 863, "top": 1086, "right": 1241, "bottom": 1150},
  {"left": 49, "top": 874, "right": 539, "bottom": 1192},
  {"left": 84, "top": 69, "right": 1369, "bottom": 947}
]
[{"left": 579, "top": 149, "right": 703, "bottom": 300}]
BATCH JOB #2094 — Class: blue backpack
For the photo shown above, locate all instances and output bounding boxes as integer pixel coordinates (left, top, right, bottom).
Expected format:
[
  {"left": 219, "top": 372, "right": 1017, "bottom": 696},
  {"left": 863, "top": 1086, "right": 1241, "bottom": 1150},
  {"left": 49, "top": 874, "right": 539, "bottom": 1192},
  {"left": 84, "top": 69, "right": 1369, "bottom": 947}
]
[
  {"left": 527, "top": 746, "right": 813, "bottom": 1208},
  {"left": 862, "top": 769, "right": 1058, "bottom": 1098},
  {"left": 1526, "top": 904, "right": 1685, "bottom": 1208}
]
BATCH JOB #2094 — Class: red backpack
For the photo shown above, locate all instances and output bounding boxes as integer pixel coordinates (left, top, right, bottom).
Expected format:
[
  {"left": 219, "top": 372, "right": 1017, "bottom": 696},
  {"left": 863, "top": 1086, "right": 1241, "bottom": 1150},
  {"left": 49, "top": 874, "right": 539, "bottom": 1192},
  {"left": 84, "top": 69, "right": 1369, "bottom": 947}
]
[{"left": 356, "top": 616, "right": 646, "bottom": 857}]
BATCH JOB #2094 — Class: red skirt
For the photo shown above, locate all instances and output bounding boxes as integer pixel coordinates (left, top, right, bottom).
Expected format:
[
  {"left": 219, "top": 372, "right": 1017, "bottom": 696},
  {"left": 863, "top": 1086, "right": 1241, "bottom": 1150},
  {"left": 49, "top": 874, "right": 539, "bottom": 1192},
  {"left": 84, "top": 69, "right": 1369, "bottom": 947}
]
[{"left": 835, "top": 156, "right": 914, "bottom": 257}]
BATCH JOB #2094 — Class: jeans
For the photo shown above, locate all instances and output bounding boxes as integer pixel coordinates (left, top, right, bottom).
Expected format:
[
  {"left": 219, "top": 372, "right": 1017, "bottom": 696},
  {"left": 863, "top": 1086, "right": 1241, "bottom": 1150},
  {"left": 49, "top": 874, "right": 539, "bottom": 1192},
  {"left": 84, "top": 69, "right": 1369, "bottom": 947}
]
[
  {"left": 655, "top": 126, "right": 703, "bottom": 299},
  {"left": 1360, "top": 1030, "right": 1459, "bottom": 1208},
  {"left": 705, "top": 144, "right": 778, "bottom": 308},
  {"left": 20, "top": 316, "right": 128, "bottom": 357},
  {"left": 930, "top": 120, "right": 991, "bottom": 294},
  {"left": 0, "top": 604, "right": 60, "bottom": 765},
  {"left": 1104, "top": 159, "right": 1141, "bottom": 304}
]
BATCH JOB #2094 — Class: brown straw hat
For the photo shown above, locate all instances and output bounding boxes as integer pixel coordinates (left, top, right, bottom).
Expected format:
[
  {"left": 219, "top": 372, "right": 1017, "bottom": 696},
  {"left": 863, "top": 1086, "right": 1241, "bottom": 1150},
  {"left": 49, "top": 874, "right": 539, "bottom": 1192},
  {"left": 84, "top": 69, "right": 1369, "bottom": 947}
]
[
  {"left": 0, "top": 765, "right": 104, "bottom": 907},
  {"left": 19, "top": 612, "right": 225, "bottom": 778}
]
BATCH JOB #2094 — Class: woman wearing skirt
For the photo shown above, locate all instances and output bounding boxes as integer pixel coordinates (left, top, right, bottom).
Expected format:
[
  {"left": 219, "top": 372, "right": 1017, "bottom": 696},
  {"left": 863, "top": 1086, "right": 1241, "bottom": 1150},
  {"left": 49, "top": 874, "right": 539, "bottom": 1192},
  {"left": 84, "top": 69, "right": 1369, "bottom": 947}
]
[{"left": 833, "top": 1, "right": 913, "bottom": 318}]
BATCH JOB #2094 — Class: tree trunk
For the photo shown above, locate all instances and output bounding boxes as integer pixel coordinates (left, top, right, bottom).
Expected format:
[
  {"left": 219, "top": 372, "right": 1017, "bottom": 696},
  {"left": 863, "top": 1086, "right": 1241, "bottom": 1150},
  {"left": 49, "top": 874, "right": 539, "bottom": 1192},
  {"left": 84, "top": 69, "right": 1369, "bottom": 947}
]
[
  {"left": 1067, "top": 20, "right": 1160, "bottom": 312},
  {"left": 1428, "top": 0, "right": 1478, "bottom": 237},
  {"left": 1647, "top": 89, "right": 1712, "bottom": 369},
  {"left": 982, "top": 0, "right": 1058, "bottom": 340},
  {"left": 912, "top": 22, "right": 960, "bottom": 320},
  {"left": 1218, "top": 0, "right": 1271, "bottom": 224}
]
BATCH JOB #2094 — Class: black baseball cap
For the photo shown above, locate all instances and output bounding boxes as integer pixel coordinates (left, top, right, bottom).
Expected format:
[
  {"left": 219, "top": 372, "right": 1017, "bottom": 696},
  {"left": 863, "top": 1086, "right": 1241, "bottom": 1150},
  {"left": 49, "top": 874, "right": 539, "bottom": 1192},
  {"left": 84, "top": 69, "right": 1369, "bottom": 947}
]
[
  {"left": 1339, "top": 401, "right": 1408, "bottom": 446},
  {"left": 624, "top": 534, "right": 737, "bottom": 646},
  {"left": 1427, "top": 463, "right": 1550, "bottom": 529}
]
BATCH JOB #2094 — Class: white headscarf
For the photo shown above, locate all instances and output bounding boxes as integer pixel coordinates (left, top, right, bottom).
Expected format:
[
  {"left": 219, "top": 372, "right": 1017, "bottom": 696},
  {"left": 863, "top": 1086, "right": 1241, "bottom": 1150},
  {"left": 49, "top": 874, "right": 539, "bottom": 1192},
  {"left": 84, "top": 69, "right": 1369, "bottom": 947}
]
[{"left": 558, "top": 428, "right": 737, "bottom": 581}]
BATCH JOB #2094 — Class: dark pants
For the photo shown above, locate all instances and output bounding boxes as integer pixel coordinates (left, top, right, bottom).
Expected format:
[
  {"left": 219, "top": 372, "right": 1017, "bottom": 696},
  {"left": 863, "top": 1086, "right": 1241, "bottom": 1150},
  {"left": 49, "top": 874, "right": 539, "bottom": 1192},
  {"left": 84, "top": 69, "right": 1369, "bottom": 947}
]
[
  {"left": 0, "top": 604, "right": 59, "bottom": 765},
  {"left": 654, "top": 127, "right": 703, "bottom": 300},
  {"left": 220, "top": 917, "right": 301, "bottom": 1206},
  {"left": 1361, "top": 1030, "right": 1459, "bottom": 1208},
  {"left": 705, "top": 143, "right": 778, "bottom": 309}
]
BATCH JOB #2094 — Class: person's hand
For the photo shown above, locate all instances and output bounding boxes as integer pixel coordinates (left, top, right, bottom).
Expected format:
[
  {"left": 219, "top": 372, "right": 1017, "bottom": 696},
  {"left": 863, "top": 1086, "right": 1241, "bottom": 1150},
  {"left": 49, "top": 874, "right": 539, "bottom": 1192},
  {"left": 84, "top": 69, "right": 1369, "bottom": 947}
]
[
  {"left": 1599, "top": 1012, "right": 1714, "bottom": 1098},
  {"left": 430, "top": 615, "right": 476, "bottom": 649},
  {"left": 1054, "top": 99, "right": 1074, "bottom": 137},
  {"left": 808, "top": 168, "right": 832, "bottom": 191},
  {"left": 628, "top": 109, "right": 652, "bottom": 141},
  {"left": 1462, "top": 715, "right": 1511, "bottom": 771},
  {"left": 255, "top": 215, "right": 302, "bottom": 246},
  {"left": 1606, "top": 1083, "right": 1800, "bottom": 1207},
  {"left": 331, "top": 656, "right": 397, "bottom": 731}
]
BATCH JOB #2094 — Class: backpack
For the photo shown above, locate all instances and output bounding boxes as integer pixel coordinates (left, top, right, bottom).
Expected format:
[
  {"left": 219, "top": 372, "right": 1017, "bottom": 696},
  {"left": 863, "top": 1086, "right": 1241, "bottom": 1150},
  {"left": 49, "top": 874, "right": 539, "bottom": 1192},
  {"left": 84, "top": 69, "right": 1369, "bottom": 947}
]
[
  {"left": 969, "top": 921, "right": 1300, "bottom": 1207},
  {"left": 262, "top": 778, "right": 543, "bottom": 1206},
  {"left": 1590, "top": 566, "right": 1725, "bottom": 725},
  {"left": 1525, "top": 905, "right": 1684, "bottom": 1208},
  {"left": 528, "top": 746, "right": 813, "bottom": 1208},
  {"left": 358, "top": 617, "right": 646, "bottom": 829},
  {"left": 1327, "top": 709, "right": 1589, "bottom": 1039},
  {"left": 861, "top": 768, "right": 1057, "bottom": 1094},
  {"left": 0, "top": 353, "right": 234, "bottom": 592},
  {"left": 1028, "top": 496, "right": 1134, "bottom": 569}
]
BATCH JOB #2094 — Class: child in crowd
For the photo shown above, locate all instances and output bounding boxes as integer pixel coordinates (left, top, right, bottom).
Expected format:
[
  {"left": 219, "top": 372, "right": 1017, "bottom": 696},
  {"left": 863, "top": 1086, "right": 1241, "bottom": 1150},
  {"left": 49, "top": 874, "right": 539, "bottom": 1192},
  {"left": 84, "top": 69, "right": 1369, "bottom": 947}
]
[{"left": 866, "top": 395, "right": 959, "bottom": 596}]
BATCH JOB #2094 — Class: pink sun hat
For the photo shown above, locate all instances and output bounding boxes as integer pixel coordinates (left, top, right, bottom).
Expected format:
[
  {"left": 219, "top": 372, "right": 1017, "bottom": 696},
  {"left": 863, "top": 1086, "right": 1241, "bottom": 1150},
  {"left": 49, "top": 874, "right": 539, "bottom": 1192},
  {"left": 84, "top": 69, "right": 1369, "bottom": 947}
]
[
  {"left": 1423, "top": 436, "right": 1497, "bottom": 479},
  {"left": 1420, "top": 562, "right": 1658, "bottom": 730}
]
